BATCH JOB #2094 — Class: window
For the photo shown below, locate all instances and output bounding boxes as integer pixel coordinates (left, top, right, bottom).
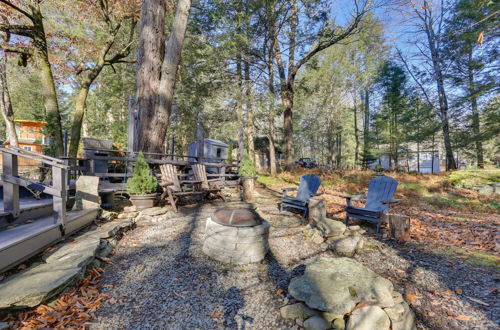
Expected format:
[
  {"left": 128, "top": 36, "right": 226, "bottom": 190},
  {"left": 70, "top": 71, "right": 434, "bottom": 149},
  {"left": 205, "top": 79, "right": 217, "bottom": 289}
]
[
  {"left": 216, "top": 148, "right": 222, "bottom": 158},
  {"left": 23, "top": 146, "right": 32, "bottom": 151}
]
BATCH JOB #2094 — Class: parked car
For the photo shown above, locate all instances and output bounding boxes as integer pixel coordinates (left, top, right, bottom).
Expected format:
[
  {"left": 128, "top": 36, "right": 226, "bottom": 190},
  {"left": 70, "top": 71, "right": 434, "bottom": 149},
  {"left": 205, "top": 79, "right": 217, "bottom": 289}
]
[{"left": 295, "top": 158, "right": 317, "bottom": 168}]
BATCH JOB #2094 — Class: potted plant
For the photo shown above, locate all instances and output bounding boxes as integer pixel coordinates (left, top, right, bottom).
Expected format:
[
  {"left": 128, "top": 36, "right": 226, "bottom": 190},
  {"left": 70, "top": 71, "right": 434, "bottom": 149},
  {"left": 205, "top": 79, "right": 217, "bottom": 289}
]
[
  {"left": 126, "top": 152, "right": 158, "bottom": 210},
  {"left": 240, "top": 154, "right": 257, "bottom": 202}
]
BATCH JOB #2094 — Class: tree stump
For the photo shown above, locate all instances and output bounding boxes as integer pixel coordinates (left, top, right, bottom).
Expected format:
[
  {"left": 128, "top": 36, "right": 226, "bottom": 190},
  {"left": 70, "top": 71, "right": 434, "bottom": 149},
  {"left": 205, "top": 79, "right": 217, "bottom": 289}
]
[
  {"left": 384, "top": 214, "right": 411, "bottom": 242},
  {"left": 241, "top": 177, "right": 256, "bottom": 202},
  {"left": 308, "top": 198, "right": 326, "bottom": 224}
]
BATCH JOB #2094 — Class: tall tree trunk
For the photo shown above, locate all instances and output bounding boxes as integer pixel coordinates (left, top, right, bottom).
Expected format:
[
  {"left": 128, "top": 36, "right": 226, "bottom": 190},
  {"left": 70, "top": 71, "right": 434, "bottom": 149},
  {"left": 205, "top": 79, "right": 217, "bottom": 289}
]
[
  {"left": 236, "top": 0, "right": 244, "bottom": 160},
  {"left": 137, "top": 0, "right": 191, "bottom": 153},
  {"left": 245, "top": 53, "right": 255, "bottom": 163},
  {"left": 468, "top": 53, "right": 483, "bottom": 168},
  {"left": 134, "top": 0, "right": 166, "bottom": 152},
  {"left": 362, "top": 88, "right": 369, "bottom": 169},
  {"left": 422, "top": 2, "right": 456, "bottom": 170},
  {"left": 28, "top": 1, "right": 64, "bottom": 156},
  {"left": 0, "top": 51, "right": 18, "bottom": 147},
  {"left": 282, "top": 0, "right": 298, "bottom": 170},
  {"left": 353, "top": 91, "right": 359, "bottom": 166},
  {"left": 266, "top": 0, "right": 277, "bottom": 176}
]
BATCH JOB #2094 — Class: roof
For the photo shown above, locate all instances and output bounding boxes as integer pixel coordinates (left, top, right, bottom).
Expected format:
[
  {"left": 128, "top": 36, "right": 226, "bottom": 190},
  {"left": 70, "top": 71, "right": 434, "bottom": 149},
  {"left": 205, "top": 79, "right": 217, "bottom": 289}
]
[
  {"left": 189, "top": 139, "right": 228, "bottom": 148},
  {"left": 14, "top": 120, "right": 48, "bottom": 125}
]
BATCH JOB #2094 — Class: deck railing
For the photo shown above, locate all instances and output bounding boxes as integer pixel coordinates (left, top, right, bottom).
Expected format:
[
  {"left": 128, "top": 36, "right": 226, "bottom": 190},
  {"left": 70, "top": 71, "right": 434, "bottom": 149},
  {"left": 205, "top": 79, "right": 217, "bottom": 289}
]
[{"left": 0, "top": 146, "right": 68, "bottom": 227}]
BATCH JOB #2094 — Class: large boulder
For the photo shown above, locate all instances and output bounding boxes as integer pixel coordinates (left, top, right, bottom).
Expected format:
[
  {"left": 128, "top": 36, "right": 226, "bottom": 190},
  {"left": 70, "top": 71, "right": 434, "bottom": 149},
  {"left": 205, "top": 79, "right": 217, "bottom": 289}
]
[
  {"left": 384, "top": 302, "right": 416, "bottom": 330},
  {"left": 304, "top": 316, "right": 330, "bottom": 330},
  {"left": 316, "top": 219, "right": 346, "bottom": 237},
  {"left": 346, "top": 305, "right": 390, "bottom": 330},
  {"left": 288, "top": 257, "right": 394, "bottom": 315},
  {"left": 280, "top": 302, "right": 319, "bottom": 320},
  {"left": 330, "top": 235, "right": 364, "bottom": 257}
]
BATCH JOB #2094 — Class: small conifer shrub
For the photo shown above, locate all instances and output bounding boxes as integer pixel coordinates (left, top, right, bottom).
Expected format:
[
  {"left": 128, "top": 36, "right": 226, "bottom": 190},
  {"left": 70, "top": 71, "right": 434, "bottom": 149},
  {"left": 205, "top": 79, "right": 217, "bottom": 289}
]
[
  {"left": 126, "top": 152, "right": 158, "bottom": 195},
  {"left": 240, "top": 153, "right": 257, "bottom": 177}
]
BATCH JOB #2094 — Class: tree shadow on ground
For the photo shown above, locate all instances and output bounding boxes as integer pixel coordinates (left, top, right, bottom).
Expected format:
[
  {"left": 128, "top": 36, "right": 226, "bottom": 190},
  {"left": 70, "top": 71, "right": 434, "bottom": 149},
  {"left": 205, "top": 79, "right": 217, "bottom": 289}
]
[{"left": 92, "top": 206, "right": 248, "bottom": 329}]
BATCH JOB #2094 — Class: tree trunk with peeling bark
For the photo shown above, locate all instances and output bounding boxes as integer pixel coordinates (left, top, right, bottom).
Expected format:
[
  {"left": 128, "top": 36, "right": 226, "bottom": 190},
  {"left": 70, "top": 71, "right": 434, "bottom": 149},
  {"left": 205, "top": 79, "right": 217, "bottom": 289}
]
[
  {"left": 0, "top": 51, "right": 17, "bottom": 147},
  {"left": 141, "top": 0, "right": 191, "bottom": 153},
  {"left": 134, "top": 0, "right": 166, "bottom": 152}
]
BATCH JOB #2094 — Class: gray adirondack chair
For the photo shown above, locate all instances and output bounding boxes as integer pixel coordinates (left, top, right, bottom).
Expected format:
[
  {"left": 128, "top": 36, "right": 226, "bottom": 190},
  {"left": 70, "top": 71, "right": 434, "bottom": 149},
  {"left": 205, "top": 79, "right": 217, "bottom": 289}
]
[
  {"left": 344, "top": 175, "right": 400, "bottom": 232},
  {"left": 280, "top": 174, "right": 322, "bottom": 218}
]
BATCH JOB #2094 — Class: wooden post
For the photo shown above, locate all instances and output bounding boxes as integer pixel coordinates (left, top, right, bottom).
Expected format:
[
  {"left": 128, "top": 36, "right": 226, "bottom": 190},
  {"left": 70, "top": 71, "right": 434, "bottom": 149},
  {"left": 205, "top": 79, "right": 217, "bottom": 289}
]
[
  {"left": 52, "top": 165, "right": 67, "bottom": 227},
  {"left": 241, "top": 177, "right": 255, "bottom": 202},
  {"left": 196, "top": 112, "right": 204, "bottom": 163},
  {"left": 385, "top": 214, "right": 411, "bottom": 242},
  {"left": 127, "top": 96, "right": 137, "bottom": 153},
  {"left": 170, "top": 136, "right": 175, "bottom": 160},
  {"left": 308, "top": 198, "right": 326, "bottom": 224},
  {"left": 2, "top": 152, "right": 20, "bottom": 218}
]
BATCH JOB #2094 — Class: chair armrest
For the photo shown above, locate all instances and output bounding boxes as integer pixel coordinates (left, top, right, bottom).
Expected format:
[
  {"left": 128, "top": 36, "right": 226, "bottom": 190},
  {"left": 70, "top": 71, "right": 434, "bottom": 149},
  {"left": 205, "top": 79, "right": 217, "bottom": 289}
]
[
  {"left": 311, "top": 192, "right": 324, "bottom": 197},
  {"left": 343, "top": 194, "right": 365, "bottom": 207},
  {"left": 282, "top": 187, "right": 297, "bottom": 199},
  {"left": 161, "top": 181, "right": 174, "bottom": 187},
  {"left": 382, "top": 199, "right": 402, "bottom": 204},
  {"left": 344, "top": 194, "right": 365, "bottom": 200},
  {"left": 206, "top": 178, "right": 220, "bottom": 182}
]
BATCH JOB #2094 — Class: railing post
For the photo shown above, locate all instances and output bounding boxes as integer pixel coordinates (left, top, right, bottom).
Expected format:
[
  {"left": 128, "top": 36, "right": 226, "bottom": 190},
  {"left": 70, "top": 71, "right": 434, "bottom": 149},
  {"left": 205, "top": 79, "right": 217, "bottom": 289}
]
[
  {"left": 52, "top": 166, "right": 67, "bottom": 228},
  {"left": 2, "top": 152, "right": 20, "bottom": 218}
]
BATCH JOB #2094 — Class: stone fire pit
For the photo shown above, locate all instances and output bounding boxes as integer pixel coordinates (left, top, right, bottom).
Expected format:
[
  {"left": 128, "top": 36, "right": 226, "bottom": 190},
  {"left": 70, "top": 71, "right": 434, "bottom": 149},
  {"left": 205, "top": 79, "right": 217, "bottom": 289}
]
[{"left": 203, "top": 207, "right": 269, "bottom": 264}]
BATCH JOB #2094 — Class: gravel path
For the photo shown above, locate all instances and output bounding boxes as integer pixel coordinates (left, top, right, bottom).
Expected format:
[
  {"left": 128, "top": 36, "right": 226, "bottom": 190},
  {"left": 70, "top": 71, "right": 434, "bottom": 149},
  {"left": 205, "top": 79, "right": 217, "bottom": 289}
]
[{"left": 90, "top": 188, "right": 499, "bottom": 329}]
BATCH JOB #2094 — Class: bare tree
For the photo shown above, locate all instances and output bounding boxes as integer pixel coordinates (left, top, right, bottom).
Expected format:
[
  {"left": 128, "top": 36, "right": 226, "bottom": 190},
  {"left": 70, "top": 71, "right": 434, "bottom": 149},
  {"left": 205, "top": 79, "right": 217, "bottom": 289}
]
[
  {"left": 398, "top": 0, "right": 457, "bottom": 170},
  {"left": 272, "top": 0, "right": 374, "bottom": 169},
  {"left": 0, "top": 50, "right": 17, "bottom": 147},
  {"left": 68, "top": 1, "right": 137, "bottom": 158},
  {"left": 0, "top": 0, "right": 64, "bottom": 155}
]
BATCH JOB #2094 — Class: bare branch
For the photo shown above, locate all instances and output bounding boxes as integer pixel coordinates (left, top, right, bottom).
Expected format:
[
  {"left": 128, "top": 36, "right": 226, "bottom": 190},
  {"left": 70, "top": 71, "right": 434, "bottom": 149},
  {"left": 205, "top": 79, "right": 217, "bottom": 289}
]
[
  {"left": 0, "top": 43, "right": 33, "bottom": 55},
  {"left": 0, "top": 0, "right": 34, "bottom": 21},
  {"left": 0, "top": 24, "right": 35, "bottom": 38}
]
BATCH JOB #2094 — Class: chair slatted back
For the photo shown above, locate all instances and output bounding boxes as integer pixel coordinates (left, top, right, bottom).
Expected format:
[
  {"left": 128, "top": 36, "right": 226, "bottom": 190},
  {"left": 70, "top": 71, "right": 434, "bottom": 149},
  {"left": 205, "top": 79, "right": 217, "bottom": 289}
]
[
  {"left": 160, "top": 164, "right": 181, "bottom": 192},
  {"left": 295, "top": 174, "right": 321, "bottom": 202},
  {"left": 192, "top": 164, "right": 209, "bottom": 190},
  {"left": 365, "top": 175, "right": 398, "bottom": 212}
]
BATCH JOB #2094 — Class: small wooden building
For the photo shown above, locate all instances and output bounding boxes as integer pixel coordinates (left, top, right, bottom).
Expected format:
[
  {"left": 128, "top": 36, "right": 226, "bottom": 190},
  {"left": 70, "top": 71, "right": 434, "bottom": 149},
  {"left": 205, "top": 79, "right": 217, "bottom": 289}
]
[{"left": 2, "top": 120, "right": 48, "bottom": 171}]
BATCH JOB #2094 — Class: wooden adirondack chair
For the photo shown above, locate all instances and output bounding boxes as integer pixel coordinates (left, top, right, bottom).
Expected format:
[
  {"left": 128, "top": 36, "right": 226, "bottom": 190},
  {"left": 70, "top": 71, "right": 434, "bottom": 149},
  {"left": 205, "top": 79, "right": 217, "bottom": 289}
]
[
  {"left": 159, "top": 164, "right": 206, "bottom": 212},
  {"left": 344, "top": 175, "right": 400, "bottom": 233},
  {"left": 280, "top": 174, "right": 322, "bottom": 218},
  {"left": 191, "top": 164, "right": 225, "bottom": 201}
]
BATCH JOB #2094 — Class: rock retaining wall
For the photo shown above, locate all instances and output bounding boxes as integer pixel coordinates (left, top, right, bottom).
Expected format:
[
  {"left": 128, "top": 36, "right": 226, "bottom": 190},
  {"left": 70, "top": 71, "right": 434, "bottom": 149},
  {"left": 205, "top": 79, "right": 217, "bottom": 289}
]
[{"left": 0, "top": 215, "right": 137, "bottom": 310}]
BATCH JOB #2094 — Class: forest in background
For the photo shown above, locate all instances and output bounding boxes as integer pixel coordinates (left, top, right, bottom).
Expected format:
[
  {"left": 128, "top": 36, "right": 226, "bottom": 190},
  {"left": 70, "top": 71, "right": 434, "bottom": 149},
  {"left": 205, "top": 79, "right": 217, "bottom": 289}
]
[{"left": 1, "top": 0, "right": 498, "bottom": 172}]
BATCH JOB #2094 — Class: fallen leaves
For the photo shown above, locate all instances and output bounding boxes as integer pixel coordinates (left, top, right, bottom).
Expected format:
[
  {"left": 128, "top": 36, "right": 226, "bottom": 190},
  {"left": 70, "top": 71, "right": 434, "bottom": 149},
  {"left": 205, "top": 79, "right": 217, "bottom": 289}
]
[
  {"left": 455, "top": 314, "right": 471, "bottom": 321},
  {"left": 210, "top": 310, "right": 222, "bottom": 319},
  {"left": 455, "top": 288, "right": 463, "bottom": 295},
  {"left": 275, "top": 288, "right": 283, "bottom": 295},
  {"left": 13, "top": 268, "right": 109, "bottom": 329},
  {"left": 405, "top": 293, "right": 420, "bottom": 304}
]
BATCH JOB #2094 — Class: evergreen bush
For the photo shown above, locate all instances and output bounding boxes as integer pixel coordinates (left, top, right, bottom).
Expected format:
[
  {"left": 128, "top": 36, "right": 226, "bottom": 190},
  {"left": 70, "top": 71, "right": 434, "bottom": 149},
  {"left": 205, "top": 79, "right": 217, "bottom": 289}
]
[
  {"left": 126, "top": 152, "right": 158, "bottom": 195},
  {"left": 240, "top": 153, "right": 257, "bottom": 177}
]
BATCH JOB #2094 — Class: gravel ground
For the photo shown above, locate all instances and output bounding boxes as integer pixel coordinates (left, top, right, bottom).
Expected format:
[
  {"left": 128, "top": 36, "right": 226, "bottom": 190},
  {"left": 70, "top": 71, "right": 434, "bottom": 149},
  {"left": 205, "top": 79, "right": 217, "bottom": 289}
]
[{"left": 90, "top": 188, "right": 499, "bottom": 329}]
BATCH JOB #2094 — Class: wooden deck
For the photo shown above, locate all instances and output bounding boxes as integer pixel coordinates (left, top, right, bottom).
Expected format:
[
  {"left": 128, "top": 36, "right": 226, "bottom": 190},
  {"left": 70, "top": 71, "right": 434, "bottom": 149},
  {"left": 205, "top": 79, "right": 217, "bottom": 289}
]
[{"left": 0, "top": 208, "right": 99, "bottom": 273}]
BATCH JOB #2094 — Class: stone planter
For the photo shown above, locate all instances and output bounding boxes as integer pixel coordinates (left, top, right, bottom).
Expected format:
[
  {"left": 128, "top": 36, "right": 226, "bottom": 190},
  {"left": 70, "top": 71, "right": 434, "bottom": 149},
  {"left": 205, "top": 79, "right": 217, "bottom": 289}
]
[
  {"left": 241, "top": 176, "right": 257, "bottom": 202},
  {"left": 129, "top": 193, "right": 157, "bottom": 211}
]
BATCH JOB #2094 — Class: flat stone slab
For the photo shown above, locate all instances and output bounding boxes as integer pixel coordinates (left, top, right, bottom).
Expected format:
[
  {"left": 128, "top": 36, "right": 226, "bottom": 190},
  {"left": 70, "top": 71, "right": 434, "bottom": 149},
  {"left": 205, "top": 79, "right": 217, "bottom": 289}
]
[
  {"left": 289, "top": 257, "right": 394, "bottom": 314},
  {"left": 0, "top": 219, "right": 135, "bottom": 310}
]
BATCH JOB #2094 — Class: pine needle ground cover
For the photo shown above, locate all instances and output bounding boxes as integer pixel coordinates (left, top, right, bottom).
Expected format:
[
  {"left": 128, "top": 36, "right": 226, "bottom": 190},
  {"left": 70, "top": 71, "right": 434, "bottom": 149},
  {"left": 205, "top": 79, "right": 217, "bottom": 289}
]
[{"left": 258, "top": 169, "right": 500, "bottom": 269}]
